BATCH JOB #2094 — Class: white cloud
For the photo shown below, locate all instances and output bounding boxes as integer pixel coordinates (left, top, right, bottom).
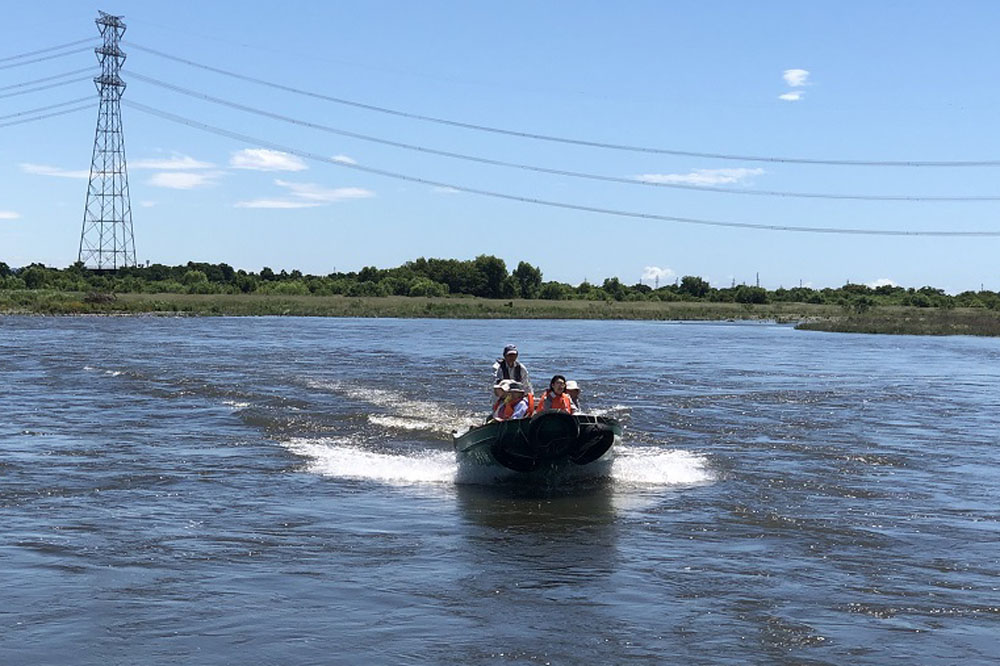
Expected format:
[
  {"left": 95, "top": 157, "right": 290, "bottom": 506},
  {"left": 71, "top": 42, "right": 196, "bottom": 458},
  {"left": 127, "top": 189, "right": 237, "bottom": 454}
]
[
  {"left": 132, "top": 154, "right": 214, "bottom": 170},
  {"left": 230, "top": 149, "right": 307, "bottom": 172},
  {"left": 233, "top": 199, "right": 322, "bottom": 209},
  {"left": 139, "top": 201, "right": 157, "bottom": 208},
  {"left": 868, "top": 278, "right": 897, "bottom": 289},
  {"left": 274, "top": 179, "right": 374, "bottom": 202},
  {"left": 778, "top": 91, "right": 804, "bottom": 102},
  {"left": 332, "top": 154, "right": 357, "bottom": 165},
  {"left": 147, "top": 172, "right": 221, "bottom": 189},
  {"left": 636, "top": 167, "right": 765, "bottom": 186},
  {"left": 783, "top": 68, "right": 810, "bottom": 87},
  {"left": 20, "top": 163, "right": 89, "bottom": 179},
  {"left": 431, "top": 186, "right": 460, "bottom": 195},
  {"left": 642, "top": 266, "right": 676, "bottom": 283},
  {"left": 0, "top": 210, "right": 21, "bottom": 220}
]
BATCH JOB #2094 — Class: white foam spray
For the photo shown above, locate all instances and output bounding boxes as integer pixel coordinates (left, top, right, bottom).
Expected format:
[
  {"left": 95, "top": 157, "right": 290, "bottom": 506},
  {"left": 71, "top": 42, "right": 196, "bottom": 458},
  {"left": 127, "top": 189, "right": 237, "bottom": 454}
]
[
  {"left": 285, "top": 437, "right": 458, "bottom": 485},
  {"left": 307, "top": 379, "right": 479, "bottom": 435},
  {"left": 282, "top": 437, "right": 712, "bottom": 489}
]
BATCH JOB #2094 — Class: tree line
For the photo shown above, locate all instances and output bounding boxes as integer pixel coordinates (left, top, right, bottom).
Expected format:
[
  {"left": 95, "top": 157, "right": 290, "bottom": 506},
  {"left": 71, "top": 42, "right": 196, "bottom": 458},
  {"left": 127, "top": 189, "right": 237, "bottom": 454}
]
[{"left": 1, "top": 257, "right": 997, "bottom": 310}]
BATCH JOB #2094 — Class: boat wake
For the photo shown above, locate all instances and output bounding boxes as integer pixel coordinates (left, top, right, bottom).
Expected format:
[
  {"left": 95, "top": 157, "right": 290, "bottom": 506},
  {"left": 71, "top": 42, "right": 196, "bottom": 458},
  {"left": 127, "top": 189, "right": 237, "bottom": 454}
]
[
  {"left": 610, "top": 446, "right": 714, "bottom": 486},
  {"left": 305, "top": 379, "right": 480, "bottom": 436},
  {"left": 285, "top": 437, "right": 457, "bottom": 485},
  {"left": 282, "top": 437, "right": 713, "bottom": 488}
]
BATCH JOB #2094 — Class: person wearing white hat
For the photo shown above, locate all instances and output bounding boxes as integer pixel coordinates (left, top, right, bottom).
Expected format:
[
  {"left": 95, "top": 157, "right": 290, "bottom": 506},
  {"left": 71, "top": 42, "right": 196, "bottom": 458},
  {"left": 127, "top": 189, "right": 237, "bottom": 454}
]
[
  {"left": 565, "top": 380, "right": 582, "bottom": 413},
  {"left": 492, "top": 381, "right": 530, "bottom": 421}
]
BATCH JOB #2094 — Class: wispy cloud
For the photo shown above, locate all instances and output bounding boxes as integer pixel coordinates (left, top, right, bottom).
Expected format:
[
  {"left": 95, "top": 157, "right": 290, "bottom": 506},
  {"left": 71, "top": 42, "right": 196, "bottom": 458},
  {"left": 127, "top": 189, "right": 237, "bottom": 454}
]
[
  {"left": 273, "top": 179, "right": 374, "bottom": 202},
  {"left": 139, "top": 201, "right": 157, "bottom": 208},
  {"left": 783, "top": 68, "right": 810, "bottom": 87},
  {"left": 642, "top": 266, "right": 675, "bottom": 283},
  {"left": 635, "top": 167, "right": 765, "bottom": 186},
  {"left": 779, "top": 68, "right": 810, "bottom": 101},
  {"left": 431, "top": 186, "right": 460, "bottom": 195},
  {"left": 20, "top": 163, "right": 89, "bottom": 179},
  {"left": 234, "top": 199, "right": 322, "bottom": 209},
  {"left": 0, "top": 210, "right": 21, "bottom": 220},
  {"left": 132, "top": 154, "right": 214, "bottom": 170},
  {"left": 230, "top": 149, "right": 307, "bottom": 172},
  {"left": 332, "top": 154, "right": 357, "bottom": 165},
  {"left": 147, "top": 172, "right": 222, "bottom": 189},
  {"left": 867, "top": 278, "right": 897, "bottom": 289}
]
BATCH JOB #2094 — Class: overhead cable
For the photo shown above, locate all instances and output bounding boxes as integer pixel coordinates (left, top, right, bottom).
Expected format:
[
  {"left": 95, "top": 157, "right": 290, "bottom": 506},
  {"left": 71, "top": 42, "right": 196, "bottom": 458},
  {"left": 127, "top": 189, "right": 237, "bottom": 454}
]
[
  {"left": 128, "top": 71, "right": 1000, "bottom": 203},
  {"left": 0, "top": 104, "right": 94, "bottom": 129},
  {"left": 126, "top": 41, "right": 1000, "bottom": 168},
  {"left": 123, "top": 100, "right": 1000, "bottom": 237},
  {"left": 0, "top": 67, "right": 97, "bottom": 92},
  {"left": 0, "top": 76, "right": 93, "bottom": 100},
  {"left": 0, "top": 97, "right": 94, "bottom": 121},
  {"left": 0, "top": 46, "right": 94, "bottom": 71},
  {"left": 0, "top": 37, "right": 96, "bottom": 63}
]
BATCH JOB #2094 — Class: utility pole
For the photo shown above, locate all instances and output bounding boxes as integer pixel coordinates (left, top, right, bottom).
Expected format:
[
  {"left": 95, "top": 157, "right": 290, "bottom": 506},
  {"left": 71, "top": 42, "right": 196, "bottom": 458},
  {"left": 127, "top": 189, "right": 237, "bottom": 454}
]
[{"left": 78, "top": 11, "right": 136, "bottom": 269}]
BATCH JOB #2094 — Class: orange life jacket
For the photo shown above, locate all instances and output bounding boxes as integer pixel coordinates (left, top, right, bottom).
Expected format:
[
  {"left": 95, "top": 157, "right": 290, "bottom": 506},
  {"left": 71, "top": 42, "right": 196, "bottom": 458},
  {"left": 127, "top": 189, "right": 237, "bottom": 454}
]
[
  {"left": 496, "top": 393, "right": 534, "bottom": 420},
  {"left": 535, "top": 390, "right": 573, "bottom": 414}
]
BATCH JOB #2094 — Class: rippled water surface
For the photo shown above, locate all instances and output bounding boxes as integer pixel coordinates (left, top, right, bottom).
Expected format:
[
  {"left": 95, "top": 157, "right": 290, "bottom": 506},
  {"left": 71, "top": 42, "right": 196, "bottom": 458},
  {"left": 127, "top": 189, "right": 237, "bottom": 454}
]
[{"left": 2, "top": 316, "right": 999, "bottom": 665}]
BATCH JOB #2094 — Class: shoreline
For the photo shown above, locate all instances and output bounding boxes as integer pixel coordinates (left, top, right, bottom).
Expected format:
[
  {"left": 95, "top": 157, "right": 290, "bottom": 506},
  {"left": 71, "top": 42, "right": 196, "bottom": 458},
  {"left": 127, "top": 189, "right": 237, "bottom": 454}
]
[{"left": 3, "top": 290, "right": 1000, "bottom": 336}]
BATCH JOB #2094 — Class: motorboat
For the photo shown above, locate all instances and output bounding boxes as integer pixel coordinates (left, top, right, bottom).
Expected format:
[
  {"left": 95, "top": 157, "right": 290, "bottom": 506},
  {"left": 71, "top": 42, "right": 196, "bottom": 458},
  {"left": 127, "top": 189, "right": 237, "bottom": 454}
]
[{"left": 453, "top": 411, "right": 622, "bottom": 473}]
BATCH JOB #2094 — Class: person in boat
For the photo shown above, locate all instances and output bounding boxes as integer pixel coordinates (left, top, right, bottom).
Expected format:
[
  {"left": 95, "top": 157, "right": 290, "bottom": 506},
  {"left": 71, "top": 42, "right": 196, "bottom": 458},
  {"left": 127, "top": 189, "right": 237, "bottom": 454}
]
[
  {"left": 565, "top": 380, "right": 582, "bottom": 413},
  {"left": 492, "top": 344, "right": 533, "bottom": 397},
  {"left": 492, "top": 381, "right": 531, "bottom": 421},
  {"left": 491, "top": 379, "right": 510, "bottom": 413},
  {"left": 535, "top": 374, "right": 574, "bottom": 414}
]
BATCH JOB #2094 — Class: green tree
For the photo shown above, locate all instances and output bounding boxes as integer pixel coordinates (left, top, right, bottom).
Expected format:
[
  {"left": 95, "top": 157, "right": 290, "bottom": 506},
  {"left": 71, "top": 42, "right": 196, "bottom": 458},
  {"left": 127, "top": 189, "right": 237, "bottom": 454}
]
[
  {"left": 408, "top": 278, "right": 448, "bottom": 297},
  {"left": 21, "top": 265, "right": 50, "bottom": 289},
  {"left": 473, "top": 255, "right": 508, "bottom": 298},
  {"left": 182, "top": 269, "right": 209, "bottom": 286},
  {"left": 499, "top": 275, "right": 521, "bottom": 299},
  {"left": 539, "top": 281, "right": 569, "bottom": 300},
  {"left": 734, "top": 285, "right": 768, "bottom": 304},
  {"left": 679, "top": 275, "right": 710, "bottom": 299},
  {"left": 513, "top": 261, "right": 542, "bottom": 299},
  {"left": 602, "top": 277, "right": 626, "bottom": 301}
]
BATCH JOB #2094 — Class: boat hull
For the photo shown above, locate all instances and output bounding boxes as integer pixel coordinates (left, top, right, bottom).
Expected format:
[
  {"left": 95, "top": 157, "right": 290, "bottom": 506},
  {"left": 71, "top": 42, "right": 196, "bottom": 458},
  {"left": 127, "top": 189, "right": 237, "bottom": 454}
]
[{"left": 453, "top": 412, "right": 623, "bottom": 473}]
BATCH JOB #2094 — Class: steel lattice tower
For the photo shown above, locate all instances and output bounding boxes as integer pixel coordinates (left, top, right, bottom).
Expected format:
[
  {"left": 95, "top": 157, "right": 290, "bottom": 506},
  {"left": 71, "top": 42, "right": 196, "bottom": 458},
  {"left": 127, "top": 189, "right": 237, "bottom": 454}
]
[{"left": 78, "top": 11, "right": 136, "bottom": 269}]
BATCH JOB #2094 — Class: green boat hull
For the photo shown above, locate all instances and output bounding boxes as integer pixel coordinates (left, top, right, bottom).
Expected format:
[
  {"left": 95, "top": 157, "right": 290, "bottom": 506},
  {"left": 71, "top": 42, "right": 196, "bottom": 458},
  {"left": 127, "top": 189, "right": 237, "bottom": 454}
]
[{"left": 453, "top": 412, "right": 623, "bottom": 473}]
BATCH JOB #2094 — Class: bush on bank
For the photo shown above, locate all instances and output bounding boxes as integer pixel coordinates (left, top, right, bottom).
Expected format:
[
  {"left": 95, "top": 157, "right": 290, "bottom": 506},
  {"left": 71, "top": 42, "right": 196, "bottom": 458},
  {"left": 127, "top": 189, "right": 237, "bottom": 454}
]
[{"left": 0, "top": 257, "right": 997, "bottom": 310}]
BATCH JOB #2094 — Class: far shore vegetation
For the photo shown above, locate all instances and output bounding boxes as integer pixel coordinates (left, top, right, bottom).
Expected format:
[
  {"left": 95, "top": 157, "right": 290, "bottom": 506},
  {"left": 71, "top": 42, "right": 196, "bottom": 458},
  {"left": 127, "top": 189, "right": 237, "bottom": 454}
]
[{"left": 2, "top": 256, "right": 999, "bottom": 337}]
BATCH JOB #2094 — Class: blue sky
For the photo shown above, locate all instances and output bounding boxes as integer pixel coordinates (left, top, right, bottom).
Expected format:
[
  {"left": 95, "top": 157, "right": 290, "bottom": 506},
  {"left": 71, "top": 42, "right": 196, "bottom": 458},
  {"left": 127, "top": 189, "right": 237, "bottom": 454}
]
[{"left": 3, "top": 1, "right": 1000, "bottom": 292}]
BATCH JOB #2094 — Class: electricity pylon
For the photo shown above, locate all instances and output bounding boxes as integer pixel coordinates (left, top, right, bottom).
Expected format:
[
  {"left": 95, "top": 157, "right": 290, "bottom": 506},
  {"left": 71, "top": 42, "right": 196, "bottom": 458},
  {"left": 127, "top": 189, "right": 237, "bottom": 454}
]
[{"left": 78, "top": 11, "right": 136, "bottom": 269}]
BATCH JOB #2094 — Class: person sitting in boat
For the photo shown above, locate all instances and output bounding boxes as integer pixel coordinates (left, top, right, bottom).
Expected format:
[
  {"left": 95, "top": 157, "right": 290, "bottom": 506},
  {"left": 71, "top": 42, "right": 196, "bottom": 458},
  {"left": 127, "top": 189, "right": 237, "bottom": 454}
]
[
  {"left": 535, "top": 374, "right": 574, "bottom": 414},
  {"left": 492, "top": 344, "right": 533, "bottom": 397},
  {"left": 492, "top": 381, "right": 531, "bottom": 421},
  {"left": 565, "top": 380, "right": 582, "bottom": 413},
  {"left": 491, "top": 379, "right": 510, "bottom": 413}
]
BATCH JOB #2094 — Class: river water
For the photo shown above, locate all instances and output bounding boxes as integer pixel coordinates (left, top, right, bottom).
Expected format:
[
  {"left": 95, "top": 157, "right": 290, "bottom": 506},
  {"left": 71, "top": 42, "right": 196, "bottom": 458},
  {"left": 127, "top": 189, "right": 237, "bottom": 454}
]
[{"left": 2, "top": 316, "right": 998, "bottom": 665}]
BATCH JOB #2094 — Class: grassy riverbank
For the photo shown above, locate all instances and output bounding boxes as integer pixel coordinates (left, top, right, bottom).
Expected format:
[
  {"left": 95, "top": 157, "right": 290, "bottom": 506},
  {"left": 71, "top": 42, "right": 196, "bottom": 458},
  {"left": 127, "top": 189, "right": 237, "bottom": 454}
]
[{"left": 3, "top": 290, "right": 1000, "bottom": 336}]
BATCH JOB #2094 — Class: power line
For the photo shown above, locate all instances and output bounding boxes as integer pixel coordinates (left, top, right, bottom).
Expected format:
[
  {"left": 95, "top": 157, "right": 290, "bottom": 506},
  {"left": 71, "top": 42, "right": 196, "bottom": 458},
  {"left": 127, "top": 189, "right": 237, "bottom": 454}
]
[
  {"left": 0, "top": 66, "right": 97, "bottom": 92},
  {"left": 0, "top": 45, "right": 94, "bottom": 71},
  {"left": 0, "top": 96, "right": 93, "bottom": 120},
  {"left": 0, "top": 37, "right": 96, "bottom": 63},
  {"left": 126, "top": 40, "right": 1000, "bottom": 168},
  {"left": 0, "top": 103, "right": 94, "bottom": 129},
  {"left": 0, "top": 76, "right": 92, "bottom": 99},
  {"left": 123, "top": 100, "right": 1000, "bottom": 237},
  {"left": 128, "top": 70, "right": 1000, "bottom": 203}
]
